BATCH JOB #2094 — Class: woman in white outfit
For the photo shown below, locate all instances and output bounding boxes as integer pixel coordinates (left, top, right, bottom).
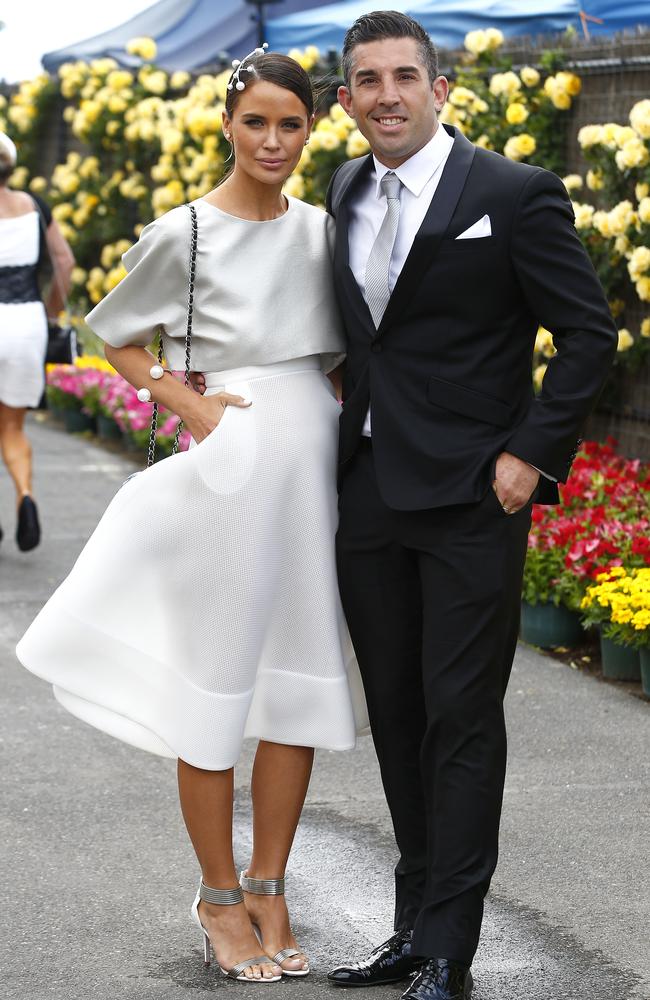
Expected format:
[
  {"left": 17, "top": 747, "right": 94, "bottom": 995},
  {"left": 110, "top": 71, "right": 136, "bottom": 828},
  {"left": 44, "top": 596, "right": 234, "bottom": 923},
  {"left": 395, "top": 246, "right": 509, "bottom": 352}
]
[
  {"left": 17, "top": 52, "right": 366, "bottom": 981},
  {"left": 0, "top": 132, "right": 74, "bottom": 550}
]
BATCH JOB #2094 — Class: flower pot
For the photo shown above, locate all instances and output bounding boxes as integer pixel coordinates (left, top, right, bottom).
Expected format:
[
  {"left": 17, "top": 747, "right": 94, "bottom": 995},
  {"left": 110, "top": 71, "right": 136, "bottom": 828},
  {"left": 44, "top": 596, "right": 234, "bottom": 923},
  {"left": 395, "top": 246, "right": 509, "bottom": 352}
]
[
  {"left": 96, "top": 414, "right": 123, "bottom": 441},
  {"left": 520, "top": 600, "right": 584, "bottom": 648},
  {"left": 47, "top": 403, "right": 64, "bottom": 422},
  {"left": 63, "top": 409, "right": 96, "bottom": 434},
  {"left": 639, "top": 648, "right": 650, "bottom": 697},
  {"left": 600, "top": 634, "right": 641, "bottom": 681}
]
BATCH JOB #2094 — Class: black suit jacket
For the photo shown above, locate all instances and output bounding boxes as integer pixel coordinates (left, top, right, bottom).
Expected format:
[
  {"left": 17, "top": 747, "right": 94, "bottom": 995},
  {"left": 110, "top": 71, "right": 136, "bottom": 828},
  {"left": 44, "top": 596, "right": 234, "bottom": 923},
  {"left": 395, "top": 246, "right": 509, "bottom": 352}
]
[{"left": 326, "top": 125, "right": 618, "bottom": 509}]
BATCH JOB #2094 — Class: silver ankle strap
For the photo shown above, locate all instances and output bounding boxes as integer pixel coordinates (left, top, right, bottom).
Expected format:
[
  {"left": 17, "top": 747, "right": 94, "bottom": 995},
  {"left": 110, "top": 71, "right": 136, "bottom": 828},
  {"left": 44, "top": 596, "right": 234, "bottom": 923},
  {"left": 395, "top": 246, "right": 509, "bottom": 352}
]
[
  {"left": 240, "top": 870, "right": 285, "bottom": 895},
  {"left": 199, "top": 879, "right": 244, "bottom": 905}
]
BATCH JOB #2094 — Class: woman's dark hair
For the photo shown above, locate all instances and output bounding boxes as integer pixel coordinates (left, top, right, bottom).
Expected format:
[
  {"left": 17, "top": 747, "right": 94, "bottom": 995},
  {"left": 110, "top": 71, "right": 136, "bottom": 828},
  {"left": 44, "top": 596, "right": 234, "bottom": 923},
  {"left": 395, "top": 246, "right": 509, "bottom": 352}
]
[
  {"left": 341, "top": 11, "right": 438, "bottom": 88},
  {"left": 225, "top": 52, "right": 315, "bottom": 119}
]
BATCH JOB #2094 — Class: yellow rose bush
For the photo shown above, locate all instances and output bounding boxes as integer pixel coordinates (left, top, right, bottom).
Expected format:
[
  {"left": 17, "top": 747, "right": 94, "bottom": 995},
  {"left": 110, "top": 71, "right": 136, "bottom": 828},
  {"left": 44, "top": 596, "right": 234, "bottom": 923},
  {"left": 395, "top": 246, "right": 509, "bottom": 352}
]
[
  {"left": 567, "top": 99, "right": 650, "bottom": 373},
  {"left": 441, "top": 31, "right": 580, "bottom": 174}
]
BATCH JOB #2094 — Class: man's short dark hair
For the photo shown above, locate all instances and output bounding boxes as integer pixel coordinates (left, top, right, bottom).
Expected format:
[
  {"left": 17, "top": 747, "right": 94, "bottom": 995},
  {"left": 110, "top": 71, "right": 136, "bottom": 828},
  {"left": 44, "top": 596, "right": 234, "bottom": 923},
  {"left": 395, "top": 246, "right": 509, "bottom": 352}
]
[{"left": 341, "top": 10, "right": 439, "bottom": 88}]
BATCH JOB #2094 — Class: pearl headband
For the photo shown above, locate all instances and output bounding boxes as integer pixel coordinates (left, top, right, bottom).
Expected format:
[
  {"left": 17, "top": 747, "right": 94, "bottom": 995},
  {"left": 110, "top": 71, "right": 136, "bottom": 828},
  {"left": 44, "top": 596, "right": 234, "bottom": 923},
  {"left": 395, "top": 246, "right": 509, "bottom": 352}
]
[{"left": 227, "top": 42, "right": 268, "bottom": 92}]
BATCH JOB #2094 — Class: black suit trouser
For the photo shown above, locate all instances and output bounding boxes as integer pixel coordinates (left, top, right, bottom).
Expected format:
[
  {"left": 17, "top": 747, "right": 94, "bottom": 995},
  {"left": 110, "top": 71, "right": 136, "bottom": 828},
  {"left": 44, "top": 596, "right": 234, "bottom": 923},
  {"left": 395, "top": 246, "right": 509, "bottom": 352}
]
[{"left": 336, "top": 441, "right": 532, "bottom": 964}]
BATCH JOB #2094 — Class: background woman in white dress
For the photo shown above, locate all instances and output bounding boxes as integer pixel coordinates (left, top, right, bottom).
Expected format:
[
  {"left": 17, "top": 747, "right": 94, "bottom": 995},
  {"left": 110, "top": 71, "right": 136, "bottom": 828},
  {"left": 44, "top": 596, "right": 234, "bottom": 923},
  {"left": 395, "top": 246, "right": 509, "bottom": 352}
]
[
  {"left": 17, "top": 53, "right": 366, "bottom": 982},
  {"left": 0, "top": 132, "right": 74, "bottom": 551}
]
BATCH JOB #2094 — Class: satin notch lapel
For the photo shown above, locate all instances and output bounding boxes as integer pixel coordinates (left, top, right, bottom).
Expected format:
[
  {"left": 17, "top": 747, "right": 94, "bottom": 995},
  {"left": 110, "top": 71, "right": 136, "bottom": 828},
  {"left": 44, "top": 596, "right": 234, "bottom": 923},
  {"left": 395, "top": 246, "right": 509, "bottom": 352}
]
[{"left": 378, "top": 130, "right": 477, "bottom": 337}]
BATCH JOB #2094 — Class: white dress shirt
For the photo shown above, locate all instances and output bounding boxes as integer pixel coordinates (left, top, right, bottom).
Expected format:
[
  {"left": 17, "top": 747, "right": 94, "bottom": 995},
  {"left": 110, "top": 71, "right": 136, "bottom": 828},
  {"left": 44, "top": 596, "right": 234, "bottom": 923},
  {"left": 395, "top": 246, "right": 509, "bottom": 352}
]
[{"left": 347, "top": 125, "right": 454, "bottom": 436}]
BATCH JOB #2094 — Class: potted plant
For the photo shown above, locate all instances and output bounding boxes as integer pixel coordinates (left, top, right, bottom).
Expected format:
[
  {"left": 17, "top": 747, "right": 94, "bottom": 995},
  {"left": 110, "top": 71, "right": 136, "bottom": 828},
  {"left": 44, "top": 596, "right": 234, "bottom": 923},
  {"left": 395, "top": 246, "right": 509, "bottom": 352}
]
[
  {"left": 521, "top": 513, "right": 584, "bottom": 647},
  {"left": 580, "top": 567, "right": 648, "bottom": 681}
]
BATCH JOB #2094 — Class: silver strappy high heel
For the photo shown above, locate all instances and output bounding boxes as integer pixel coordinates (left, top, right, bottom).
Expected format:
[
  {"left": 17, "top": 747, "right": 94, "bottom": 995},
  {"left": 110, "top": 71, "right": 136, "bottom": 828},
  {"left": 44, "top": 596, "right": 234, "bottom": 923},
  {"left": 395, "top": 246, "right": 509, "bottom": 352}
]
[
  {"left": 190, "top": 879, "right": 282, "bottom": 982},
  {"left": 240, "top": 870, "right": 310, "bottom": 977}
]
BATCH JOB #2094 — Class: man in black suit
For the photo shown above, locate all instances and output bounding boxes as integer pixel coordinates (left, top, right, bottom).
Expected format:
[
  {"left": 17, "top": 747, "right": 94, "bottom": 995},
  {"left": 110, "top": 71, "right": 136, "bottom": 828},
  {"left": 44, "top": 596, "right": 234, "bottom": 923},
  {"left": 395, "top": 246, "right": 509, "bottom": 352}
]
[{"left": 325, "top": 11, "right": 617, "bottom": 1000}]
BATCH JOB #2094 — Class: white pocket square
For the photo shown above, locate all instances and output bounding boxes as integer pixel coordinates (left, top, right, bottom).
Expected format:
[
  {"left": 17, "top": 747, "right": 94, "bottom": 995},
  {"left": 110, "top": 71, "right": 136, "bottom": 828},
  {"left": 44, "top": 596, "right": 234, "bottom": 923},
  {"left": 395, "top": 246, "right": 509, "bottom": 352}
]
[{"left": 456, "top": 214, "right": 492, "bottom": 239}]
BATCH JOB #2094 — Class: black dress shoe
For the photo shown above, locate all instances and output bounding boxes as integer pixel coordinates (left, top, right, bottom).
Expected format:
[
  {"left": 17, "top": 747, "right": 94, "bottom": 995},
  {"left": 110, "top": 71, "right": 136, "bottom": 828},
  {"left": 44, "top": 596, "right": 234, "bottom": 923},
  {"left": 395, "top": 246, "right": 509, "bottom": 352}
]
[
  {"left": 16, "top": 496, "right": 40, "bottom": 552},
  {"left": 328, "top": 929, "right": 425, "bottom": 987},
  {"left": 401, "top": 959, "right": 472, "bottom": 1000}
]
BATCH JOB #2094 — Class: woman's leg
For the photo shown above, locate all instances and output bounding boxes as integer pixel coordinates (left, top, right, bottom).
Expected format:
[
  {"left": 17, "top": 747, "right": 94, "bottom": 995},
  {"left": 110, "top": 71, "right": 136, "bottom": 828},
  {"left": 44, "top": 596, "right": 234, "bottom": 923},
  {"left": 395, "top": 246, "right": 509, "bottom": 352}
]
[
  {"left": 177, "top": 759, "right": 281, "bottom": 980},
  {"left": 244, "top": 741, "right": 315, "bottom": 972},
  {"left": 0, "top": 404, "right": 32, "bottom": 501}
]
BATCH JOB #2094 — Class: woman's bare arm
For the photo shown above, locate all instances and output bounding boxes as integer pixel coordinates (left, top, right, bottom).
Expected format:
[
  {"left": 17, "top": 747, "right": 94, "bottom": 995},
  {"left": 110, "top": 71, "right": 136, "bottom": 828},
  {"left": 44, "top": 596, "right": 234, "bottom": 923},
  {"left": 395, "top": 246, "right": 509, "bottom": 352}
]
[
  {"left": 104, "top": 343, "right": 250, "bottom": 444},
  {"left": 44, "top": 220, "right": 75, "bottom": 317}
]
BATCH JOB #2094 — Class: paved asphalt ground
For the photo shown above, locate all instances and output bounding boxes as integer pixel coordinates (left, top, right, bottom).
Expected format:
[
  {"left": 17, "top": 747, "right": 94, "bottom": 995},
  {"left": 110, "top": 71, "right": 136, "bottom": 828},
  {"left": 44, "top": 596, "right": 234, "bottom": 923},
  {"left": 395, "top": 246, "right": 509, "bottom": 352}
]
[{"left": 2, "top": 415, "right": 649, "bottom": 1000}]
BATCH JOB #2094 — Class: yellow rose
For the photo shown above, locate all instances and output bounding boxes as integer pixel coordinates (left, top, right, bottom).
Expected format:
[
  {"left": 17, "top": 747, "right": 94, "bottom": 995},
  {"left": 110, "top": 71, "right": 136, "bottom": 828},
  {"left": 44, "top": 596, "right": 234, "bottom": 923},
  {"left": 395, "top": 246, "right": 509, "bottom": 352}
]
[
  {"left": 108, "top": 94, "right": 128, "bottom": 114},
  {"left": 100, "top": 244, "right": 117, "bottom": 269},
  {"left": 161, "top": 127, "right": 184, "bottom": 155},
  {"left": 346, "top": 129, "right": 370, "bottom": 158},
  {"left": 593, "top": 211, "right": 613, "bottom": 238},
  {"left": 641, "top": 318, "right": 650, "bottom": 337},
  {"left": 520, "top": 66, "right": 540, "bottom": 88},
  {"left": 547, "top": 82, "right": 571, "bottom": 111},
  {"left": 78, "top": 156, "right": 100, "bottom": 180},
  {"left": 637, "top": 197, "right": 650, "bottom": 224},
  {"left": 107, "top": 70, "right": 133, "bottom": 91},
  {"left": 170, "top": 71, "right": 191, "bottom": 89},
  {"left": 515, "top": 133, "right": 535, "bottom": 157},
  {"left": 586, "top": 169, "right": 604, "bottom": 191},
  {"left": 126, "top": 36, "right": 157, "bottom": 62},
  {"left": 636, "top": 276, "right": 650, "bottom": 301},
  {"left": 506, "top": 102, "right": 528, "bottom": 125},
  {"left": 572, "top": 203, "right": 594, "bottom": 230},
  {"left": 90, "top": 57, "right": 118, "bottom": 76},
  {"left": 533, "top": 363, "right": 547, "bottom": 392},
  {"left": 578, "top": 124, "right": 604, "bottom": 148},
  {"left": 562, "top": 174, "right": 583, "bottom": 192},
  {"left": 450, "top": 86, "right": 477, "bottom": 108},
  {"left": 636, "top": 182, "right": 649, "bottom": 201},
  {"left": 104, "top": 264, "right": 127, "bottom": 293},
  {"left": 283, "top": 174, "right": 305, "bottom": 200},
  {"left": 629, "top": 245, "right": 650, "bottom": 280},
  {"left": 535, "top": 327, "right": 556, "bottom": 358},
  {"left": 489, "top": 72, "right": 520, "bottom": 98},
  {"left": 71, "top": 267, "right": 88, "bottom": 286},
  {"left": 556, "top": 71, "right": 581, "bottom": 97},
  {"left": 52, "top": 203, "right": 73, "bottom": 222},
  {"left": 614, "top": 236, "right": 630, "bottom": 255},
  {"left": 329, "top": 103, "right": 348, "bottom": 122},
  {"left": 464, "top": 30, "right": 489, "bottom": 55},
  {"left": 485, "top": 28, "right": 504, "bottom": 49},
  {"left": 609, "top": 200, "right": 634, "bottom": 235},
  {"left": 29, "top": 176, "right": 47, "bottom": 193},
  {"left": 143, "top": 70, "right": 167, "bottom": 95},
  {"left": 615, "top": 136, "right": 649, "bottom": 171},
  {"left": 616, "top": 328, "right": 634, "bottom": 351},
  {"left": 319, "top": 130, "right": 340, "bottom": 152},
  {"left": 474, "top": 134, "right": 492, "bottom": 150},
  {"left": 629, "top": 98, "right": 650, "bottom": 140}
]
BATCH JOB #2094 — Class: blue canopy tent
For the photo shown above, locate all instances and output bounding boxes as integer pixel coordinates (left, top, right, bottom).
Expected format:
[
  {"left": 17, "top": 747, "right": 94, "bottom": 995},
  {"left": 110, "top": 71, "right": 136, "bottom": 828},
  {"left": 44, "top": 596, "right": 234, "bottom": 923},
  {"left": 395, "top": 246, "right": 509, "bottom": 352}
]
[
  {"left": 266, "top": 0, "right": 650, "bottom": 51},
  {"left": 42, "top": 0, "right": 338, "bottom": 74}
]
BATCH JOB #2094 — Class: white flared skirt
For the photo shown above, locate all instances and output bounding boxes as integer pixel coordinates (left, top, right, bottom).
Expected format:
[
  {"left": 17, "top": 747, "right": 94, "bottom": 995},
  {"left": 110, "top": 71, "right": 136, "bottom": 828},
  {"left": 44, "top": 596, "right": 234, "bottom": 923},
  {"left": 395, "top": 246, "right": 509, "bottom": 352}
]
[{"left": 16, "top": 356, "right": 368, "bottom": 769}]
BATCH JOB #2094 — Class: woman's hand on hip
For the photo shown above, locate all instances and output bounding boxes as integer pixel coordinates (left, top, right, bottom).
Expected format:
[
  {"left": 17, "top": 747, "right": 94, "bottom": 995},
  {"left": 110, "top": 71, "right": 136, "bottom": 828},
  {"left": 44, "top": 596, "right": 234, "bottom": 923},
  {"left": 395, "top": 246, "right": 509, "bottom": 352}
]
[{"left": 182, "top": 392, "right": 251, "bottom": 444}]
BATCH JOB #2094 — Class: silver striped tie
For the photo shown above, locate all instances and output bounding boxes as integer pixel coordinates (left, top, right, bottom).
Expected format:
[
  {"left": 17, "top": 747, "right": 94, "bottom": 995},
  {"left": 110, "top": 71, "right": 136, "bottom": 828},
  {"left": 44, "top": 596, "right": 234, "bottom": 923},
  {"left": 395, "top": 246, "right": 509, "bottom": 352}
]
[{"left": 365, "top": 171, "right": 402, "bottom": 328}]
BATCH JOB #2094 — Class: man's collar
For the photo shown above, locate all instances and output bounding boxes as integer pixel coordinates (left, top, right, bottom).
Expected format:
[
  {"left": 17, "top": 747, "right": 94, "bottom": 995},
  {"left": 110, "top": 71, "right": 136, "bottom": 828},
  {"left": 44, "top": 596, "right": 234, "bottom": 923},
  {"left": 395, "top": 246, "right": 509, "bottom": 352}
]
[{"left": 372, "top": 123, "right": 455, "bottom": 198}]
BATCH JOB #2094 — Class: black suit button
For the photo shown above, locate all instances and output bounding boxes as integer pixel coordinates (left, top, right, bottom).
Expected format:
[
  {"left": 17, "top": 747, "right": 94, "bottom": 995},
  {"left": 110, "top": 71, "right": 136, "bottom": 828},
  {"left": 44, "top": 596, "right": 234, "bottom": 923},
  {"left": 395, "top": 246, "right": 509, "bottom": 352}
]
[{"left": 371, "top": 342, "right": 382, "bottom": 353}]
